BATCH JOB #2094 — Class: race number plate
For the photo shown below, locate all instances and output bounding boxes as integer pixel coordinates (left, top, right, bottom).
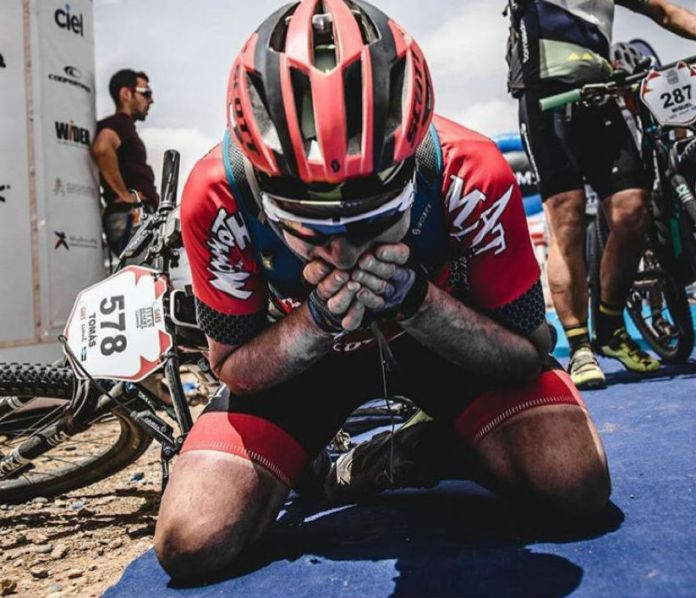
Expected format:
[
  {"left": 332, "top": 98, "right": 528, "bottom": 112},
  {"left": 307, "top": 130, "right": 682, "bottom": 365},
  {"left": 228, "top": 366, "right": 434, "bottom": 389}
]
[
  {"left": 640, "top": 62, "right": 696, "bottom": 127},
  {"left": 64, "top": 266, "right": 173, "bottom": 382}
]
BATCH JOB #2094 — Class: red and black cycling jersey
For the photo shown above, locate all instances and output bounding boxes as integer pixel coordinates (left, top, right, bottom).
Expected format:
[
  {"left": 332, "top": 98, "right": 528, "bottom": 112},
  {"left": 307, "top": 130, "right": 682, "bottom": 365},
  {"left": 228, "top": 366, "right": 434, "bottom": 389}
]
[{"left": 181, "top": 115, "right": 542, "bottom": 353}]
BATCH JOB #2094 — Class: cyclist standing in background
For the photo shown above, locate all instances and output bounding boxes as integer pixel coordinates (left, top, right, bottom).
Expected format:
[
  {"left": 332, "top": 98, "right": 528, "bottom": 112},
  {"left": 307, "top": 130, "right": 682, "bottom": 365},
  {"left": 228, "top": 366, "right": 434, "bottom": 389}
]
[
  {"left": 507, "top": 0, "right": 696, "bottom": 389},
  {"left": 154, "top": 0, "right": 610, "bottom": 580}
]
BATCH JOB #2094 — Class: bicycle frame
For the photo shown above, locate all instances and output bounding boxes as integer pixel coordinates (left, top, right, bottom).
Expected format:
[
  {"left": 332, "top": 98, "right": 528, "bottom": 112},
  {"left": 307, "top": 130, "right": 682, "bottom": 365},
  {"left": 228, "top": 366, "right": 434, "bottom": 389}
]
[
  {"left": 0, "top": 150, "right": 207, "bottom": 490},
  {"left": 634, "top": 90, "right": 696, "bottom": 287}
]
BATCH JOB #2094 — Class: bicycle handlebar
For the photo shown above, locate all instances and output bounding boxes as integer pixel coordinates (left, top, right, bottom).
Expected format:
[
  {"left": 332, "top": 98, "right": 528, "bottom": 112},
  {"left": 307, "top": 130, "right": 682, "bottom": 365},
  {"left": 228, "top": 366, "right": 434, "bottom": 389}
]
[
  {"left": 159, "top": 149, "right": 180, "bottom": 212},
  {"left": 539, "top": 54, "right": 696, "bottom": 112},
  {"left": 539, "top": 89, "right": 582, "bottom": 111}
]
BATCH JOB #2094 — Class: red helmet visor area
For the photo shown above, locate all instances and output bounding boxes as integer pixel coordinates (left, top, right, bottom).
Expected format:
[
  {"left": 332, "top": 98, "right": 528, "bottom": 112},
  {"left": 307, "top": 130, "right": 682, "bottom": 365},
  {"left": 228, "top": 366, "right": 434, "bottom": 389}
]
[{"left": 227, "top": 0, "right": 434, "bottom": 185}]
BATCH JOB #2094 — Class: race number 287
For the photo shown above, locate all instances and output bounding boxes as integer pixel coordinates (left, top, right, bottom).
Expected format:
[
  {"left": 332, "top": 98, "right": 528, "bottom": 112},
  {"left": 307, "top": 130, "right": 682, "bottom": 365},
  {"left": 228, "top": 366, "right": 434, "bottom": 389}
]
[
  {"left": 661, "top": 85, "right": 692, "bottom": 108},
  {"left": 99, "top": 295, "right": 127, "bottom": 356}
]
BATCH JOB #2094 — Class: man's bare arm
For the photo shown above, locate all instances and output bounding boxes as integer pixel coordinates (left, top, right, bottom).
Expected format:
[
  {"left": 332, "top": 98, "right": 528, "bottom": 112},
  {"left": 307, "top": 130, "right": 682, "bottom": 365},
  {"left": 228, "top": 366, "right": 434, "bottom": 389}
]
[
  {"left": 208, "top": 269, "right": 366, "bottom": 394},
  {"left": 207, "top": 305, "right": 336, "bottom": 395},
  {"left": 333, "top": 244, "right": 544, "bottom": 383},
  {"left": 399, "top": 282, "right": 543, "bottom": 382},
  {"left": 643, "top": 0, "right": 696, "bottom": 39},
  {"left": 91, "top": 129, "right": 136, "bottom": 203}
]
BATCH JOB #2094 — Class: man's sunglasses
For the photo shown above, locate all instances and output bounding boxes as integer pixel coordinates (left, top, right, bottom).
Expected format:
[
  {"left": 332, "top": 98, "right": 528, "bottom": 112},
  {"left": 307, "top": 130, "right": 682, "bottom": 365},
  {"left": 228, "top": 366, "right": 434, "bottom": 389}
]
[
  {"left": 276, "top": 208, "right": 406, "bottom": 246},
  {"left": 132, "top": 86, "right": 153, "bottom": 99},
  {"left": 262, "top": 178, "right": 415, "bottom": 247}
]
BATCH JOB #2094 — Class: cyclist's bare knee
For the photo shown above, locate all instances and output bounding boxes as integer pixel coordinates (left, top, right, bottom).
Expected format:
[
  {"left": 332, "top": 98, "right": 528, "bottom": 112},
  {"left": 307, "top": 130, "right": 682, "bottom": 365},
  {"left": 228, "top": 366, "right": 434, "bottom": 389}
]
[
  {"left": 544, "top": 190, "right": 586, "bottom": 249},
  {"left": 476, "top": 405, "right": 611, "bottom": 516},
  {"left": 154, "top": 451, "right": 289, "bottom": 580},
  {"left": 603, "top": 189, "right": 649, "bottom": 238}
]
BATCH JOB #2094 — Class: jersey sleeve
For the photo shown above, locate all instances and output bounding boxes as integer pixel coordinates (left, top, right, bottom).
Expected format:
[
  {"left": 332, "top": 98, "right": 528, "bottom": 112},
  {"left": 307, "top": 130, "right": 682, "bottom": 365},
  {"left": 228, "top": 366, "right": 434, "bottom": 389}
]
[
  {"left": 180, "top": 146, "right": 268, "bottom": 346},
  {"left": 437, "top": 117, "right": 544, "bottom": 335}
]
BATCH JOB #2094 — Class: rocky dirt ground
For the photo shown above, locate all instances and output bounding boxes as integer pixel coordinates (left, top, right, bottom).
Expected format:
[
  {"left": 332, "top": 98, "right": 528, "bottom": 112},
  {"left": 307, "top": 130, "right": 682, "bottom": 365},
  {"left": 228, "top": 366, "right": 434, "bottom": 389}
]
[
  {"left": 0, "top": 441, "right": 164, "bottom": 598},
  {"left": 0, "top": 401, "right": 207, "bottom": 598}
]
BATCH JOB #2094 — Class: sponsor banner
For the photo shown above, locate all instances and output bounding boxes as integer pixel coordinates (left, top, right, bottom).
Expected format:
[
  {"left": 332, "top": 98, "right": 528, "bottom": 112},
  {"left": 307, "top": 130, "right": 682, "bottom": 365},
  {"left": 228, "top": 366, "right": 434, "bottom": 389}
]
[
  {"left": 0, "top": 0, "right": 37, "bottom": 343},
  {"left": 50, "top": 174, "right": 98, "bottom": 200},
  {"left": 32, "top": 0, "right": 103, "bottom": 335},
  {"left": 42, "top": 212, "right": 105, "bottom": 333},
  {"left": 37, "top": 0, "right": 96, "bottom": 179},
  {"left": 48, "top": 64, "right": 92, "bottom": 94}
]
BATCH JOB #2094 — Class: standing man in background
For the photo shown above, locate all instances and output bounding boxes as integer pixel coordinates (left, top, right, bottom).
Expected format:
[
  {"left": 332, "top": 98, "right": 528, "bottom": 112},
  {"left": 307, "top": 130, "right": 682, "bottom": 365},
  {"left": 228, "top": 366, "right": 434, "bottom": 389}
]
[
  {"left": 92, "top": 69, "right": 158, "bottom": 255},
  {"left": 507, "top": 0, "right": 696, "bottom": 389}
]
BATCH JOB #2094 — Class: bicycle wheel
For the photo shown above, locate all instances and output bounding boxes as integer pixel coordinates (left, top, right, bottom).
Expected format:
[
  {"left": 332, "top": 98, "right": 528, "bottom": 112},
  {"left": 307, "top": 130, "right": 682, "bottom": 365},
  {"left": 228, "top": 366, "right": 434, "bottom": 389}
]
[
  {"left": 589, "top": 212, "right": 694, "bottom": 362},
  {"left": 626, "top": 258, "right": 694, "bottom": 363},
  {"left": 0, "top": 363, "right": 152, "bottom": 503}
]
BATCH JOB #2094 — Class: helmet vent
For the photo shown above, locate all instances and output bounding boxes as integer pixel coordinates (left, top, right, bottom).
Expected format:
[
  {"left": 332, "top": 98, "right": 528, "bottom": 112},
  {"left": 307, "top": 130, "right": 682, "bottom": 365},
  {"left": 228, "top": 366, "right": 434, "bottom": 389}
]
[
  {"left": 343, "top": 59, "right": 363, "bottom": 155},
  {"left": 246, "top": 72, "right": 283, "bottom": 153},
  {"left": 311, "top": 2, "right": 337, "bottom": 72},
  {"left": 344, "top": 0, "right": 379, "bottom": 44},
  {"left": 384, "top": 57, "right": 406, "bottom": 138},
  {"left": 291, "top": 67, "right": 321, "bottom": 160},
  {"left": 268, "top": 4, "right": 298, "bottom": 52},
  {"left": 422, "top": 70, "right": 433, "bottom": 126}
]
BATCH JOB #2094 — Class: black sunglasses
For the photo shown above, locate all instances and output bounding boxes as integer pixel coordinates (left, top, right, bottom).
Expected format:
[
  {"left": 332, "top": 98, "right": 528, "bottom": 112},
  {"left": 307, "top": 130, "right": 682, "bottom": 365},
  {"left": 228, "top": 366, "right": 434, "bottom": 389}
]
[
  {"left": 132, "top": 86, "right": 153, "bottom": 99},
  {"left": 276, "top": 208, "right": 406, "bottom": 247}
]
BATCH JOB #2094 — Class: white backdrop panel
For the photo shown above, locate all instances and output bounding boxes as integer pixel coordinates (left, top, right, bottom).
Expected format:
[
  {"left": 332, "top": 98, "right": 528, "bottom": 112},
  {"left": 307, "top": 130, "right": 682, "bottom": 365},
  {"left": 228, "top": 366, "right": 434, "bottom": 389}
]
[
  {"left": 34, "top": 0, "right": 104, "bottom": 337},
  {"left": 0, "top": 0, "right": 36, "bottom": 343}
]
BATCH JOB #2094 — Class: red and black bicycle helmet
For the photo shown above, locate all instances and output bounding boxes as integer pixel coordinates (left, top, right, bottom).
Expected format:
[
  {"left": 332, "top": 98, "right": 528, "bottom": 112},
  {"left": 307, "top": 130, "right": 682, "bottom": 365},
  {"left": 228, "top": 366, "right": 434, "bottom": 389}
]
[{"left": 227, "top": 0, "right": 434, "bottom": 219}]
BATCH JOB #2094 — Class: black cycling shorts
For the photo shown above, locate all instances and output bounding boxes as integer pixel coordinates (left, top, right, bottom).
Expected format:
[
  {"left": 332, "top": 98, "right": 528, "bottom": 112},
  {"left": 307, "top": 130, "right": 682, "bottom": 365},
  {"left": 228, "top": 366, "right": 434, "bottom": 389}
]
[
  {"left": 181, "top": 333, "right": 585, "bottom": 487},
  {"left": 196, "top": 334, "right": 490, "bottom": 458},
  {"left": 518, "top": 90, "right": 647, "bottom": 201}
]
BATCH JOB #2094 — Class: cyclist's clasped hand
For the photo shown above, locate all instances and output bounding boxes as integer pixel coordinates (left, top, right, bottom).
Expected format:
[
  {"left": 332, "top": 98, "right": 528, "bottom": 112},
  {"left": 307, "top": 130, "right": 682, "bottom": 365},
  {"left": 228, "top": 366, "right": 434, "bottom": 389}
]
[
  {"left": 350, "top": 243, "right": 413, "bottom": 312},
  {"left": 304, "top": 261, "right": 366, "bottom": 333},
  {"left": 304, "top": 242, "right": 423, "bottom": 334}
]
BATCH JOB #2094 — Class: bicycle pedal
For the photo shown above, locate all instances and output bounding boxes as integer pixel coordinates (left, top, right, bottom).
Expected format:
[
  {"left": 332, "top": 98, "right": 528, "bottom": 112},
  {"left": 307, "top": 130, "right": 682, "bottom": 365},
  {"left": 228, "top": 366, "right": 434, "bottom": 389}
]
[{"left": 131, "top": 410, "right": 175, "bottom": 448}]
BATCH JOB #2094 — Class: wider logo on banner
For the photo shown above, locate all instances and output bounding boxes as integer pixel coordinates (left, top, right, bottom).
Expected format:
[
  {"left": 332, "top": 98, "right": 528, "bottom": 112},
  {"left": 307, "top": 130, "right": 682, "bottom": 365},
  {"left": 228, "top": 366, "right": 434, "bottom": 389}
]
[{"left": 54, "top": 120, "right": 91, "bottom": 148}]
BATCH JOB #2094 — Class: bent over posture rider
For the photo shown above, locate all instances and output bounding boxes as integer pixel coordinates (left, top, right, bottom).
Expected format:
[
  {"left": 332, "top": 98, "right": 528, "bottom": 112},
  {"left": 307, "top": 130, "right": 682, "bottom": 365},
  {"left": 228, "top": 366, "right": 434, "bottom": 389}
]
[{"left": 155, "top": 0, "right": 610, "bottom": 580}]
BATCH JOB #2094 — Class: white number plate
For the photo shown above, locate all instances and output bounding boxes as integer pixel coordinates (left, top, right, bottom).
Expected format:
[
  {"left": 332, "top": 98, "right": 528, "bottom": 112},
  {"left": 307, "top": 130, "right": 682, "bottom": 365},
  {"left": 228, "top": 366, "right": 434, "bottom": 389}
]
[
  {"left": 63, "top": 266, "right": 173, "bottom": 382},
  {"left": 640, "top": 62, "right": 696, "bottom": 127}
]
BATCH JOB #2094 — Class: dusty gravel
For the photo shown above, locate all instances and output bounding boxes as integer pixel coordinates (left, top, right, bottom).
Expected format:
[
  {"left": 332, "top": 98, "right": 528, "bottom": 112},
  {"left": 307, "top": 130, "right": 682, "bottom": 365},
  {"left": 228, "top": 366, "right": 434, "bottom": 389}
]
[
  {"left": 1, "top": 442, "right": 163, "bottom": 597},
  {"left": 0, "top": 403, "right": 206, "bottom": 598}
]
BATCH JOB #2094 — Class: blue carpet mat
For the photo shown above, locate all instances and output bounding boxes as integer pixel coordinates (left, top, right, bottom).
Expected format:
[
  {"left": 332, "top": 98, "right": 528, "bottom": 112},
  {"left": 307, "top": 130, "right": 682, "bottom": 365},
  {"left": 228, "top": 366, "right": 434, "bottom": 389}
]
[{"left": 105, "top": 312, "right": 696, "bottom": 597}]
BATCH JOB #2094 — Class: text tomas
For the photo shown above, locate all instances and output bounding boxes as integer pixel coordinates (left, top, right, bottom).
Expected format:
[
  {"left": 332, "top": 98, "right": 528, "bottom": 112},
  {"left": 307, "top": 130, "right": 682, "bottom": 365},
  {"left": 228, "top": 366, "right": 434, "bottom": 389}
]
[{"left": 87, "top": 312, "right": 97, "bottom": 348}]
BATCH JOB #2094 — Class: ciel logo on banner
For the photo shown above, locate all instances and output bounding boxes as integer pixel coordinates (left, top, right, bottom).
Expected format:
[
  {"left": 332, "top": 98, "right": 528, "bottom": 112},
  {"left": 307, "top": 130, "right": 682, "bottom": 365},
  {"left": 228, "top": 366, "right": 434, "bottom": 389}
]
[{"left": 54, "top": 4, "right": 84, "bottom": 37}]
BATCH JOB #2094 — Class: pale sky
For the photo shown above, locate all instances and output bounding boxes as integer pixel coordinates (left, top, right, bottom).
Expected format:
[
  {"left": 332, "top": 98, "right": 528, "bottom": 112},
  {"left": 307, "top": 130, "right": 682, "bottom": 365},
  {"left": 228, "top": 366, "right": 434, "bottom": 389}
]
[{"left": 93, "top": 0, "right": 696, "bottom": 191}]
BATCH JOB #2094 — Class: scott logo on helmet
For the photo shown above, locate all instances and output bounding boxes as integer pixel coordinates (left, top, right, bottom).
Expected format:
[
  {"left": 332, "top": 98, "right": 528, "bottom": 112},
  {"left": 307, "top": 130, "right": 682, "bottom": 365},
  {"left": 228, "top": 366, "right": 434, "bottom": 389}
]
[{"left": 54, "top": 4, "right": 84, "bottom": 37}]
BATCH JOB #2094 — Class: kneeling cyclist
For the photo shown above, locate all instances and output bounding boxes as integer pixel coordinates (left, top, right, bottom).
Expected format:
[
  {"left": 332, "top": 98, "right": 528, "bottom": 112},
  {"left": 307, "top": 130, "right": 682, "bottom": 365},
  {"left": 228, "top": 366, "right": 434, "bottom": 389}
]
[{"left": 154, "top": 0, "right": 610, "bottom": 580}]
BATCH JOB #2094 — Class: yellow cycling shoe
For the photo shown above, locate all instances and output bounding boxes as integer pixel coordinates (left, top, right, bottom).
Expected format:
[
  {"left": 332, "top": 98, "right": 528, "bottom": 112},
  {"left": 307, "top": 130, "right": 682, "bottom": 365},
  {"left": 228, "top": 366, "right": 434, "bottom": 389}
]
[
  {"left": 596, "top": 328, "right": 661, "bottom": 373},
  {"left": 568, "top": 346, "right": 606, "bottom": 389}
]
